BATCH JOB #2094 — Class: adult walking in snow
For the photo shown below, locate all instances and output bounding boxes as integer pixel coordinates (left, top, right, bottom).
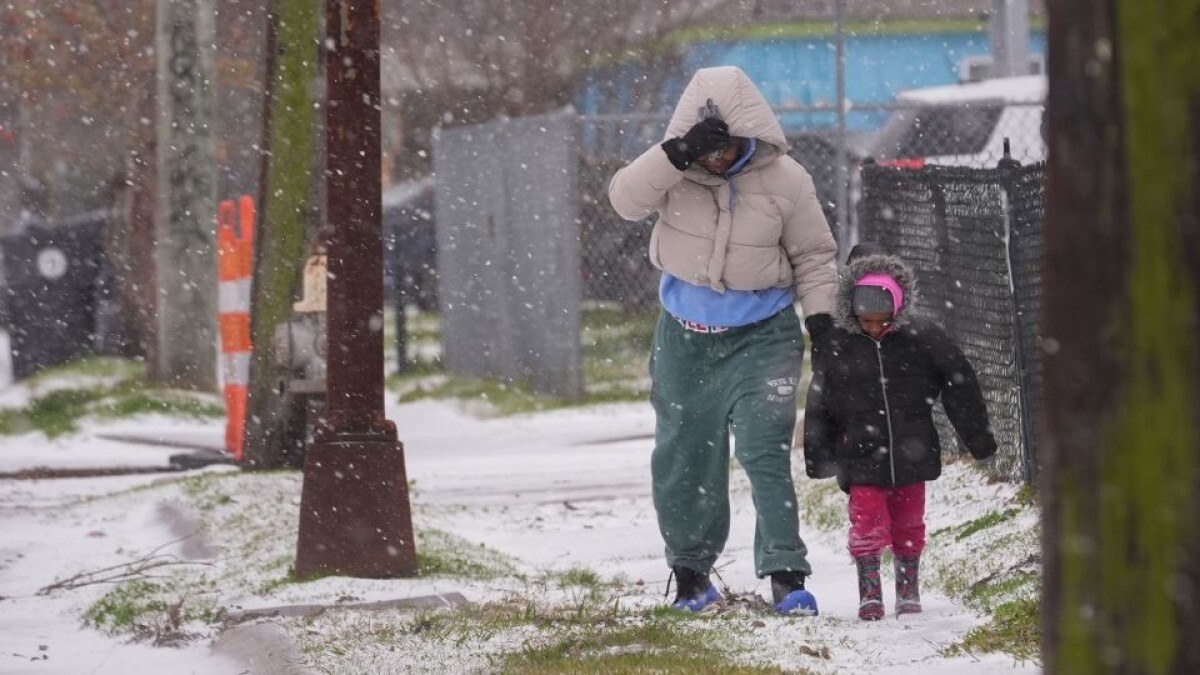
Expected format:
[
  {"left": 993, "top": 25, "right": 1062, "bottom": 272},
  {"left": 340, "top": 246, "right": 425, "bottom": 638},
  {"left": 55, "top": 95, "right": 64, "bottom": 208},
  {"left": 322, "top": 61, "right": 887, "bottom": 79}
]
[
  {"left": 608, "top": 65, "right": 838, "bottom": 615},
  {"left": 803, "top": 248, "right": 997, "bottom": 620}
]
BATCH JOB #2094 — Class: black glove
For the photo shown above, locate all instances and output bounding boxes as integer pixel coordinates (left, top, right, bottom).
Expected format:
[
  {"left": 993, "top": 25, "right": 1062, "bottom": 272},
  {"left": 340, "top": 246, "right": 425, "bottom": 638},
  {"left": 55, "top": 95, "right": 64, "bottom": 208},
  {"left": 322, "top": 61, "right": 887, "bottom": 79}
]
[
  {"left": 804, "top": 313, "right": 834, "bottom": 366},
  {"left": 660, "top": 117, "right": 730, "bottom": 171},
  {"left": 837, "top": 472, "right": 851, "bottom": 495},
  {"left": 966, "top": 433, "right": 999, "bottom": 461}
]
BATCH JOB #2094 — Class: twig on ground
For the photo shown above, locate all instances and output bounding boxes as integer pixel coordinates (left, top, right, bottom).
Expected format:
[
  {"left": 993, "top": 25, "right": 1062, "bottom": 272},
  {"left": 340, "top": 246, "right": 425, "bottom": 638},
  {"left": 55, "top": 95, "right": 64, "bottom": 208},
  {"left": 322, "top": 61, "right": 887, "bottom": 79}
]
[{"left": 35, "top": 533, "right": 214, "bottom": 595}]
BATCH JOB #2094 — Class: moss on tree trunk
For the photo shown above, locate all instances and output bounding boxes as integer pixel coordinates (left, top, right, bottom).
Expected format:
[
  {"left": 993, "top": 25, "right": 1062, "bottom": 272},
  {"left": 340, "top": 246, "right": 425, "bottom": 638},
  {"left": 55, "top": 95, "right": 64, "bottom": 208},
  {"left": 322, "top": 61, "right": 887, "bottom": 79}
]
[
  {"left": 1044, "top": 0, "right": 1200, "bottom": 672},
  {"left": 242, "top": 0, "right": 320, "bottom": 469}
]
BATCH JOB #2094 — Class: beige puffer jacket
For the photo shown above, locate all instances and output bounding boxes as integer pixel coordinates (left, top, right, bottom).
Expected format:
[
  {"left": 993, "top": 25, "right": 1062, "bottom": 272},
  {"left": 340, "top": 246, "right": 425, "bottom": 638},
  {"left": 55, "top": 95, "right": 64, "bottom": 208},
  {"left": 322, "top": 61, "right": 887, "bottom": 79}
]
[{"left": 607, "top": 66, "right": 838, "bottom": 317}]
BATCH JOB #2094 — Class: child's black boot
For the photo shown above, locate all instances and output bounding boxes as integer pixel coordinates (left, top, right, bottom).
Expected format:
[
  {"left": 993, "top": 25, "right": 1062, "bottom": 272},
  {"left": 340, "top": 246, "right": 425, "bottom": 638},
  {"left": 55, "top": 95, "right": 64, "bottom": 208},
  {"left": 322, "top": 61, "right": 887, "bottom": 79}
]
[
  {"left": 855, "top": 555, "right": 884, "bottom": 621},
  {"left": 895, "top": 554, "right": 922, "bottom": 615}
]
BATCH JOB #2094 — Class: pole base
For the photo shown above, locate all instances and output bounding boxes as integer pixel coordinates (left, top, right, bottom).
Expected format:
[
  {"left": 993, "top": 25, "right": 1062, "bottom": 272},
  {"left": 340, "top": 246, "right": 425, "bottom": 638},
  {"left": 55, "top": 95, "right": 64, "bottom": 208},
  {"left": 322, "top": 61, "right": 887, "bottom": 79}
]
[{"left": 294, "top": 439, "right": 418, "bottom": 579}]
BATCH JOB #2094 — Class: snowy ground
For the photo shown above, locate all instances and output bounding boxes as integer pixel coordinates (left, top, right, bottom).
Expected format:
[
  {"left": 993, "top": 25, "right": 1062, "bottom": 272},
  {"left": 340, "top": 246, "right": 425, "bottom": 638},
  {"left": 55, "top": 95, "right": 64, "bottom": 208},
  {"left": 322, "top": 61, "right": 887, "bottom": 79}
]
[{"left": 0, "top": 374, "right": 1041, "bottom": 674}]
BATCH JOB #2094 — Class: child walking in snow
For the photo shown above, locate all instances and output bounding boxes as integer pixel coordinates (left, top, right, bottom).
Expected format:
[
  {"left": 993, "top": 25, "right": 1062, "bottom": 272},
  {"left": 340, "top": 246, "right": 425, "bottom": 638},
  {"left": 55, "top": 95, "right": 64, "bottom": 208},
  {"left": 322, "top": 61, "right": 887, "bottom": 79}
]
[{"left": 802, "top": 246, "right": 997, "bottom": 620}]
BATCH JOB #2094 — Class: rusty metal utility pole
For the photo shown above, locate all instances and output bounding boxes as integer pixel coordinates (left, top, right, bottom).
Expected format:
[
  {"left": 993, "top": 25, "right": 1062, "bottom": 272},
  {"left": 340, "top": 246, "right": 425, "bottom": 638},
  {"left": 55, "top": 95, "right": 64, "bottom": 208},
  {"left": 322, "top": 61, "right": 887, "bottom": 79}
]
[{"left": 294, "top": 0, "right": 417, "bottom": 579}]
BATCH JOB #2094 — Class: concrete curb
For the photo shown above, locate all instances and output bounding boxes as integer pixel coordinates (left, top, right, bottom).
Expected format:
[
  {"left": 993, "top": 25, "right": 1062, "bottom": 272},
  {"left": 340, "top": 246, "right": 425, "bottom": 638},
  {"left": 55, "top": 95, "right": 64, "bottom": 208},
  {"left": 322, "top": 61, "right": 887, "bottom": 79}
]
[
  {"left": 222, "top": 592, "right": 469, "bottom": 625},
  {"left": 213, "top": 593, "right": 469, "bottom": 674}
]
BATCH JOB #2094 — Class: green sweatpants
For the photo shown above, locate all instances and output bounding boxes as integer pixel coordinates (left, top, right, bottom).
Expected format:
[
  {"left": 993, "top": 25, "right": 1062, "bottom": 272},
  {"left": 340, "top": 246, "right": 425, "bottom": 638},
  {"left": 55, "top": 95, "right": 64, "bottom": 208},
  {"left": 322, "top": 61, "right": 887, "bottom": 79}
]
[{"left": 649, "top": 309, "right": 811, "bottom": 579}]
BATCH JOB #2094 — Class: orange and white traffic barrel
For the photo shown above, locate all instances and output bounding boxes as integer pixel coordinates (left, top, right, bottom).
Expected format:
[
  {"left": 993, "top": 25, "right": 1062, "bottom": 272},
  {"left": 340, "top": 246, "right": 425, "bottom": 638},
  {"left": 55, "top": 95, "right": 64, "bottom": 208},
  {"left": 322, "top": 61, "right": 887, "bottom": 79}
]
[{"left": 216, "top": 196, "right": 255, "bottom": 461}]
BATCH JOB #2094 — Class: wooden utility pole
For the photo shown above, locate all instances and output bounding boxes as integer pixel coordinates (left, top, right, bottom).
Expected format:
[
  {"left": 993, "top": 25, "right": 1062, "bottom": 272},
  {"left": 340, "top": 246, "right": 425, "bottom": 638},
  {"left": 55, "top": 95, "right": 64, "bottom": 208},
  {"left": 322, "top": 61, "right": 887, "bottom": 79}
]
[
  {"left": 1041, "top": 0, "right": 1200, "bottom": 671},
  {"left": 293, "top": 0, "right": 417, "bottom": 579},
  {"left": 155, "top": 0, "right": 218, "bottom": 390},
  {"left": 243, "top": 0, "right": 322, "bottom": 469}
]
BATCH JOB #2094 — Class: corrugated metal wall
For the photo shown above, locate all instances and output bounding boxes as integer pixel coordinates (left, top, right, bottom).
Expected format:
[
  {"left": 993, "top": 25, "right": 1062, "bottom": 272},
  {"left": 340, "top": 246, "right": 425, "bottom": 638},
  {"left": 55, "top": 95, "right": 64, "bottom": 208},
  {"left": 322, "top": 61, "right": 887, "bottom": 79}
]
[{"left": 432, "top": 110, "right": 583, "bottom": 399}]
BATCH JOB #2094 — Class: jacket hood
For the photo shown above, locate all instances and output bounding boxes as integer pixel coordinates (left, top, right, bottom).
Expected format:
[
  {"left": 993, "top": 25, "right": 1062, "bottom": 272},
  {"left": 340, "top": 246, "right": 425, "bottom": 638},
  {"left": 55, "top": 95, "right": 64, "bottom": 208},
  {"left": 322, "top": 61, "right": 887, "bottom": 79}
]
[
  {"left": 664, "top": 66, "right": 789, "bottom": 157},
  {"left": 834, "top": 254, "right": 920, "bottom": 331}
]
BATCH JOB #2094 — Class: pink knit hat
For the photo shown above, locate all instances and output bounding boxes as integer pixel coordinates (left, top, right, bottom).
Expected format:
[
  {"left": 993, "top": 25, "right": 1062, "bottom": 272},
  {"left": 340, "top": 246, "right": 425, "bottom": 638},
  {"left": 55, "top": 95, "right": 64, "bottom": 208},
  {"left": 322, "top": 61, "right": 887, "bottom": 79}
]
[{"left": 853, "top": 273, "right": 904, "bottom": 317}]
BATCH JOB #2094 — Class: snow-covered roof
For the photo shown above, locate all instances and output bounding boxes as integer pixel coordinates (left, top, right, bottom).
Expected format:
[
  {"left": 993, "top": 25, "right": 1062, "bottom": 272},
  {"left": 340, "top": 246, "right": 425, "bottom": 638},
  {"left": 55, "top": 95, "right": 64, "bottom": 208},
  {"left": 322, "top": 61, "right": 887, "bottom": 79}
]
[{"left": 896, "top": 75, "right": 1046, "bottom": 105}]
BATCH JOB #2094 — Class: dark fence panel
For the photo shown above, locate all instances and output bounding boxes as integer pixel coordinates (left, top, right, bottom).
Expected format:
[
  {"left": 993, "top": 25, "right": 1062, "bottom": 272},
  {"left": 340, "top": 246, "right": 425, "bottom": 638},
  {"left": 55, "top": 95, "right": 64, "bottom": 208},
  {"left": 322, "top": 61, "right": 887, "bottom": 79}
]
[{"left": 857, "top": 162, "right": 1045, "bottom": 483}]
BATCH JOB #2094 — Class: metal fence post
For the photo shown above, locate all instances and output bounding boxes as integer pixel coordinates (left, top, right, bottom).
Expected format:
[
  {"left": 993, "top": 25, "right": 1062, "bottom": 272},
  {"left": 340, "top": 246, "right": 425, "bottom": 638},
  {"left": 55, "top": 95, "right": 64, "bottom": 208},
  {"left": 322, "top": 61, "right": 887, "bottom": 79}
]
[
  {"left": 998, "top": 142, "right": 1038, "bottom": 485},
  {"left": 833, "top": 0, "right": 850, "bottom": 254}
]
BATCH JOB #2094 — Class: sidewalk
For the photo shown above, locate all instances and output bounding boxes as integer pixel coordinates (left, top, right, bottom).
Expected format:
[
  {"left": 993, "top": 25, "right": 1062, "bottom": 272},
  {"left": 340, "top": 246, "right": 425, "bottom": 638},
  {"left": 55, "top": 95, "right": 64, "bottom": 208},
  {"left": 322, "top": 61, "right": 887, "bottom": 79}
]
[{"left": 0, "top": 398, "right": 1041, "bottom": 674}]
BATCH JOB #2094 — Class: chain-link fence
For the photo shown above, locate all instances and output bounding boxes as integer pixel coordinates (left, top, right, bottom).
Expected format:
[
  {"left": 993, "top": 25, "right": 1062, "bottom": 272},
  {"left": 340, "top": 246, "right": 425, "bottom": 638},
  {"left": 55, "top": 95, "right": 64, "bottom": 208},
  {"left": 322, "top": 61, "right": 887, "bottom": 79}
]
[
  {"left": 404, "top": 99, "right": 1046, "bottom": 415},
  {"left": 574, "top": 100, "right": 1043, "bottom": 310},
  {"left": 394, "top": 98, "right": 1044, "bottom": 311},
  {"left": 574, "top": 111, "right": 893, "bottom": 311},
  {"left": 856, "top": 161, "right": 1045, "bottom": 484},
  {"left": 867, "top": 101, "right": 1044, "bottom": 167}
]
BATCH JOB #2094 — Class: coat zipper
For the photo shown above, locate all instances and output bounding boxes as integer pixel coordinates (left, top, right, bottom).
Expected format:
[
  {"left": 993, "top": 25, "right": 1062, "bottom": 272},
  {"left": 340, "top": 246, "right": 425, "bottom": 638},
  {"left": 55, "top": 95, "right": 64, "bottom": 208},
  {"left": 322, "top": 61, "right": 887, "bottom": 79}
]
[{"left": 874, "top": 339, "right": 898, "bottom": 486}]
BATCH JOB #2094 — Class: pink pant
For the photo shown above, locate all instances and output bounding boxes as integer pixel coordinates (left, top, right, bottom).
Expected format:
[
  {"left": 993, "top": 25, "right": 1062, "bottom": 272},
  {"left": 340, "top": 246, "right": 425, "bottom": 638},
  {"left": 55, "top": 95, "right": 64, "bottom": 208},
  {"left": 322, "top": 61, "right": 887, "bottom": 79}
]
[{"left": 847, "top": 482, "right": 926, "bottom": 559}]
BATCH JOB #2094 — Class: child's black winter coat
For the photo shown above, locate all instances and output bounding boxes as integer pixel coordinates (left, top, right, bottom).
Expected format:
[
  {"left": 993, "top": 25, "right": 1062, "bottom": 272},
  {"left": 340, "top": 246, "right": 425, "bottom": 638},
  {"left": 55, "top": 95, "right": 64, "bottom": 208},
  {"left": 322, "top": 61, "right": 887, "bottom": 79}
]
[{"left": 803, "top": 255, "right": 998, "bottom": 490}]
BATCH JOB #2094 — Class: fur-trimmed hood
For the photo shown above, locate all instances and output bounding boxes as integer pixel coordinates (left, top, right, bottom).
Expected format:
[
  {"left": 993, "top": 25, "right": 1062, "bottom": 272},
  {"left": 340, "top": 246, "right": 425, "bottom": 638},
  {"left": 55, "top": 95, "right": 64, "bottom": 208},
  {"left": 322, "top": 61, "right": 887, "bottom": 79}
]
[
  {"left": 663, "top": 66, "right": 789, "bottom": 171},
  {"left": 833, "top": 254, "right": 920, "bottom": 331}
]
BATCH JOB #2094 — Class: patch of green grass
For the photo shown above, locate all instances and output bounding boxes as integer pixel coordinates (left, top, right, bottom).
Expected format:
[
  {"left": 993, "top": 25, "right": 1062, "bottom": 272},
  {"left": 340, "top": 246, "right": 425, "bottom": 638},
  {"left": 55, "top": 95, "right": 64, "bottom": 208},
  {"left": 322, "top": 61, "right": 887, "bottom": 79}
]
[
  {"left": 346, "top": 597, "right": 801, "bottom": 675},
  {"left": 387, "top": 351, "right": 445, "bottom": 378},
  {"left": 95, "top": 389, "right": 224, "bottom": 420},
  {"left": 3, "top": 387, "right": 101, "bottom": 437},
  {"left": 965, "top": 572, "right": 1039, "bottom": 613},
  {"left": 82, "top": 580, "right": 167, "bottom": 634},
  {"left": 582, "top": 306, "right": 654, "bottom": 369},
  {"left": 796, "top": 477, "right": 845, "bottom": 533},
  {"left": 25, "top": 355, "right": 144, "bottom": 384},
  {"left": 918, "top": 497, "right": 1041, "bottom": 663},
  {"left": 178, "top": 467, "right": 253, "bottom": 503},
  {"left": 503, "top": 621, "right": 796, "bottom": 675},
  {"left": 0, "top": 360, "right": 224, "bottom": 438},
  {"left": 385, "top": 307, "right": 444, "bottom": 374},
  {"left": 390, "top": 306, "right": 656, "bottom": 413},
  {"left": 926, "top": 538, "right": 1034, "bottom": 602},
  {"left": 945, "top": 598, "right": 1040, "bottom": 664},
  {"left": 955, "top": 509, "right": 1020, "bottom": 541},
  {"left": 927, "top": 561, "right": 973, "bottom": 600},
  {"left": 82, "top": 579, "right": 222, "bottom": 638},
  {"left": 581, "top": 309, "right": 654, "bottom": 402},
  {"left": 254, "top": 556, "right": 299, "bottom": 595},
  {"left": 416, "top": 528, "right": 521, "bottom": 580},
  {"left": 394, "top": 371, "right": 647, "bottom": 415},
  {"left": 403, "top": 312, "right": 443, "bottom": 343},
  {"left": 1014, "top": 483, "right": 1038, "bottom": 507},
  {"left": 395, "top": 374, "right": 564, "bottom": 415},
  {"left": 930, "top": 507, "right": 1023, "bottom": 541},
  {"left": 555, "top": 567, "right": 608, "bottom": 590}
]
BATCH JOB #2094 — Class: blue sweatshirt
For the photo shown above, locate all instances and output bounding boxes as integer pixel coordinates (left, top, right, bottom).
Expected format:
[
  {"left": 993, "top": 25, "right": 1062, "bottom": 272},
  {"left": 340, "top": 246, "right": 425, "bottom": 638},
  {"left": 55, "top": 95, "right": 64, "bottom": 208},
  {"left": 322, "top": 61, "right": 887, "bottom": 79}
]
[{"left": 660, "top": 138, "right": 794, "bottom": 326}]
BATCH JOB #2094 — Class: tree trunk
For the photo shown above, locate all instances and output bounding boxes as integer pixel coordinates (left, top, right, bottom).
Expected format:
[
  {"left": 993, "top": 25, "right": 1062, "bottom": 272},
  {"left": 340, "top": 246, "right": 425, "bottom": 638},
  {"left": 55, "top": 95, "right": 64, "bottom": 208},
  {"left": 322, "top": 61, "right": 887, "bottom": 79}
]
[
  {"left": 1041, "top": 0, "right": 1200, "bottom": 671},
  {"left": 242, "top": 0, "right": 321, "bottom": 469}
]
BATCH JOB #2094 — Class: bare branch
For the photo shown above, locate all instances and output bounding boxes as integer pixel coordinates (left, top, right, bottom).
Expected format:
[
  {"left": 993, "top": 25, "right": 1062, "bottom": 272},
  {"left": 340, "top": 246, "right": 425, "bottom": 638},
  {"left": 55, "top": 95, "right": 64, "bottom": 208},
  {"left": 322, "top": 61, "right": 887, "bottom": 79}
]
[
  {"left": 383, "top": 0, "right": 744, "bottom": 117},
  {"left": 36, "top": 556, "right": 214, "bottom": 595},
  {"left": 36, "top": 534, "right": 215, "bottom": 596}
]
